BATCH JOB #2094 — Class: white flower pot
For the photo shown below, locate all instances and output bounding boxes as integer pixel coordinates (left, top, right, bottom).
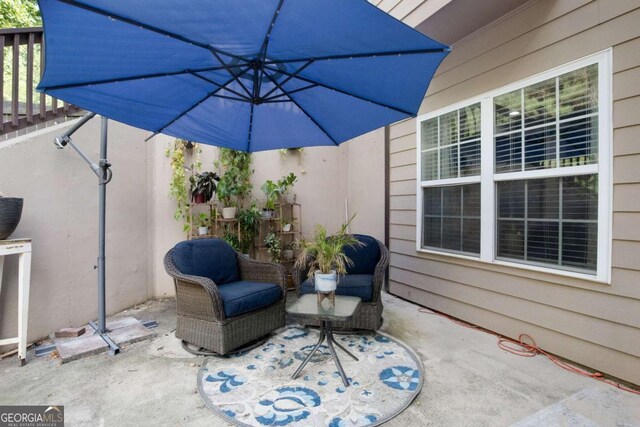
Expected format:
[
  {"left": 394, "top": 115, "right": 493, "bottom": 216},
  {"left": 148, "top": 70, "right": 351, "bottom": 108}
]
[
  {"left": 314, "top": 271, "right": 337, "bottom": 293},
  {"left": 282, "top": 249, "right": 294, "bottom": 261},
  {"left": 262, "top": 209, "right": 274, "bottom": 219},
  {"left": 198, "top": 226, "right": 208, "bottom": 236},
  {"left": 222, "top": 207, "right": 237, "bottom": 219},
  {"left": 282, "top": 223, "right": 292, "bottom": 232}
]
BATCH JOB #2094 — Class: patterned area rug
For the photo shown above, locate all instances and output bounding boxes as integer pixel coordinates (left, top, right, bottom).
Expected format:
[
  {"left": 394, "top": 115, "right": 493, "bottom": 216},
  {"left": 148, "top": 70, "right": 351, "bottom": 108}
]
[{"left": 197, "top": 326, "right": 423, "bottom": 426}]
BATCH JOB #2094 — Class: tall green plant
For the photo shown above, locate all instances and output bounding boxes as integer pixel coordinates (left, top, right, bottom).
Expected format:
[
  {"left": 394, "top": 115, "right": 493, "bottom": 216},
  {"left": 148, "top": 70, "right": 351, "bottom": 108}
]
[
  {"left": 238, "top": 203, "right": 262, "bottom": 254},
  {"left": 215, "top": 148, "right": 253, "bottom": 208},
  {"left": 294, "top": 216, "right": 362, "bottom": 277},
  {"left": 166, "top": 139, "right": 200, "bottom": 233}
]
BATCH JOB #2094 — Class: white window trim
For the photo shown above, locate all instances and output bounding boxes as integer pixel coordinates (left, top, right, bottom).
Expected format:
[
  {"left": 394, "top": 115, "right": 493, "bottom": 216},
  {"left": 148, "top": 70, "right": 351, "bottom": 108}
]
[{"left": 416, "top": 49, "right": 612, "bottom": 284}]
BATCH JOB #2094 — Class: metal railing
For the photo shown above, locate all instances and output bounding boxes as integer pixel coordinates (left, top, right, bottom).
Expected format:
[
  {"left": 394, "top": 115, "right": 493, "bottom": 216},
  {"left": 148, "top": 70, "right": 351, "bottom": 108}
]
[{"left": 1, "top": 27, "right": 80, "bottom": 138}]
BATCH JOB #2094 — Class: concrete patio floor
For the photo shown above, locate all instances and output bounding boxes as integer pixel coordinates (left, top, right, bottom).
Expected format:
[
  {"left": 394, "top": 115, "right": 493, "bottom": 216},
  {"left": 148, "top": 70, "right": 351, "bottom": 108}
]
[{"left": 1, "top": 292, "right": 638, "bottom": 426}]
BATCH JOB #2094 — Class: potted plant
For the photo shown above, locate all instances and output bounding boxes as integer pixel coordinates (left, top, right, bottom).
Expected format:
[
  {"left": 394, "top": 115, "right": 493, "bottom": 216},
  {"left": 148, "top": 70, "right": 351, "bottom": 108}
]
[
  {"left": 260, "top": 173, "right": 298, "bottom": 217},
  {"left": 260, "top": 180, "right": 280, "bottom": 218},
  {"left": 216, "top": 178, "right": 239, "bottom": 219},
  {"left": 282, "top": 242, "right": 295, "bottom": 261},
  {"left": 294, "top": 218, "right": 361, "bottom": 293},
  {"left": 189, "top": 171, "right": 219, "bottom": 204},
  {"left": 0, "top": 193, "right": 24, "bottom": 240},
  {"left": 196, "top": 213, "right": 209, "bottom": 236},
  {"left": 278, "top": 172, "right": 298, "bottom": 204},
  {"left": 215, "top": 148, "right": 253, "bottom": 219},
  {"left": 264, "top": 232, "right": 281, "bottom": 262},
  {"left": 282, "top": 221, "right": 292, "bottom": 233},
  {"left": 238, "top": 203, "right": 262, "bottom": 254}
]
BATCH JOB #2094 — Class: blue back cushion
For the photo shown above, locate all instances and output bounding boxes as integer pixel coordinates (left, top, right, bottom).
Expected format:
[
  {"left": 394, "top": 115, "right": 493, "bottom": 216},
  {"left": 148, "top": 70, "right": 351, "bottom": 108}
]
[
  {"left": 171, "top": 239, "right": 240, "bottom": 285},
  {"left": 344, "top": 234, "right": 380, "bottom": 275}
]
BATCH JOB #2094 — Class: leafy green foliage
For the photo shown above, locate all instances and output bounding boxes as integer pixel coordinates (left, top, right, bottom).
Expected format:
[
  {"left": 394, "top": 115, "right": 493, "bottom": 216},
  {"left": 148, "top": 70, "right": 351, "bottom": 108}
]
[
  {"left": 167, "top": 139, "right": 201, "bottom": 234},
  {"left": 261, "top": 173, "right": 297, "bottom": 210},
  {"left": 264, "top": 232, "right": 281, "bottom": 262},
  {"left": 0, "top": 0, "right": 41, "bottom": 28},
  {"left": 189, "top": 171, "right": 220, "bottom": 203},
  {"left": 294, "top": 216, "right": 362, "bottom": 276},
  {"left": 196, "top": 213, "right": 209, "bottom": 228},
  {"left": 215, "top": 148, "right": 253, "bottom": 208},
  {"left": 237, "top": 203, "right": 262, "bottom": 254},
  {"left": 2, "top": 1, "right": 42, "bottom": 108},
  {"left": 222, "top": 231, "right": 240, "bottom": 251}
]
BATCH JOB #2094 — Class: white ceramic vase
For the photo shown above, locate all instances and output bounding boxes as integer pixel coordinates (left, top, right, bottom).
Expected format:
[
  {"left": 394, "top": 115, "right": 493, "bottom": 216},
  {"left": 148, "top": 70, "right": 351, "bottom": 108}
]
[
  {"left": 198, "top": 226, "right": 208, "bottom": 236},
  {"left": 314, "top": 271, "right": 337, "bottom": 293}
]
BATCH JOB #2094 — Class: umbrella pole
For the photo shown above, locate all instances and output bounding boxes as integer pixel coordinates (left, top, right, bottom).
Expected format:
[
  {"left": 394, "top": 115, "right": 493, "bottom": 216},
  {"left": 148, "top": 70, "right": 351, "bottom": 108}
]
[
  {"left": 98, "top": 117, "right": 108, "bottom": 334},
  {"left": 89, "top": 117, "right": 120, "bottom": 355},
  {"left": 54, "top": 113, "right": 119, "bottom": 355}
]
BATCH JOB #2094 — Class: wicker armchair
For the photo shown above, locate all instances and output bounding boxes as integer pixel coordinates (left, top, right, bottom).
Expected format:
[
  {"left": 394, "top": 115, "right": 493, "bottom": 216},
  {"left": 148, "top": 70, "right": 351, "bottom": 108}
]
[
  {"left": 293, "top": 234, "right": 389, "bottom": 331},
  {"left": 164, "top": 239, "right": 286, "bottom": 355}
]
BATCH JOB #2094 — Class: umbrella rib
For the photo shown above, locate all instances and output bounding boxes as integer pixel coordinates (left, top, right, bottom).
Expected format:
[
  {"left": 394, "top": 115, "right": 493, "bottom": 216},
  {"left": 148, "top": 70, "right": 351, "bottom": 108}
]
[
  {"left": 210, "top": 50, "right": 253, "bottom": 98},
  {"left": 263, "top": 69, "right": 339, "bottom": 146},
  {"left": 154, "top": 70, "right": 249, "bottom": 135},
  {"left": 255, "top": 0, "right": 285, "bottom": 98},
  {"left": 40, "top": 64, "right": 242, "bottom": 92},
  {"left": 261, "top": 60, "right": 314, "bottom": 100},
  {"left": 189, "top": 71, "right": 252, "bottom": 101},
  {"left": 247, "top": 102, "right": 255, "bottom": 152},
  {"left": 263, "top": 64, "right": 413, "bottom": 116},
  {"left": 263, "top": 47, "right": 450, "bottom": 65},
  {"left": 211, "top": 94, "right": 251, "bottom": 102},
  {"left": 57, "top": 0, "right": 251, "bottom": 64},
  {"left": 265, "top": 83, "right": 318, "bottom": 101}
]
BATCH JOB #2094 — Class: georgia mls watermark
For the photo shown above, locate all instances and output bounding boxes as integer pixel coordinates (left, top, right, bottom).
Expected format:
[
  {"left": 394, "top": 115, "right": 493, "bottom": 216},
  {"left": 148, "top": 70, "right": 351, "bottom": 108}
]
[{"left": 0, "top": 406, "right": 64, "bottom": 427}]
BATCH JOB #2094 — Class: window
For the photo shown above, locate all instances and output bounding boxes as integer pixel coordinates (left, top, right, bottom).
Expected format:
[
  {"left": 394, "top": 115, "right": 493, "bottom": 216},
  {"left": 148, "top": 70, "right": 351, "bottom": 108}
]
[
  {"left": 496, "top": 175, "right": 598, "bottom": 271},
  {"left": 419, "top": 104, "right": 482, "bottom": 256},
  {"left": 417, "top": 51, "right": 611, "bottom": 281},
  {"left": 423, "top": 184, "right": 481, "bottom": 254}
]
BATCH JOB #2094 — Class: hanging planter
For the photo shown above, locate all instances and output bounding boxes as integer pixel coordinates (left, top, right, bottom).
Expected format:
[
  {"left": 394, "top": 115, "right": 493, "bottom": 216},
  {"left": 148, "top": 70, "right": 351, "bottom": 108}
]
[{"left": 0, "top": 197, "right": 24, "bottom": 240}]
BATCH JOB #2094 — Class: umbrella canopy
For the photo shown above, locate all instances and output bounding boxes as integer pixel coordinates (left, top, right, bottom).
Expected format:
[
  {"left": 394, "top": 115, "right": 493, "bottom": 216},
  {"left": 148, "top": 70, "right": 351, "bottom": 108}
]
[{"left": 37, "top": 0, "right": 450, "bottom": 152}]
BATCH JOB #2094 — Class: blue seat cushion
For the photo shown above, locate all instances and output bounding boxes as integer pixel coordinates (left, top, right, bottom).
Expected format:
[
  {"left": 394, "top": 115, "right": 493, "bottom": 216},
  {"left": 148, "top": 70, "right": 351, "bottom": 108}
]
[
  {"left": 344, "top": 234, "right": 380, "bottom": 275},
  {"left": 217, "top": 280, "right": 282, "bottom": 318},
  {"left": 300, "top": 274, "right": 374, "bottom": 302},
  {"left": 171, "top": 239, "right": 240, "bottom": 285}
]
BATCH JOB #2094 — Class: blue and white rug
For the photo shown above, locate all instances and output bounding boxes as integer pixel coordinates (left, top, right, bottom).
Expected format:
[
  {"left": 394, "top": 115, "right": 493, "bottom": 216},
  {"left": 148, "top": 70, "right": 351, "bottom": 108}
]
[{"left": 197, "top": 326, "right": 423, "bottom": 426}]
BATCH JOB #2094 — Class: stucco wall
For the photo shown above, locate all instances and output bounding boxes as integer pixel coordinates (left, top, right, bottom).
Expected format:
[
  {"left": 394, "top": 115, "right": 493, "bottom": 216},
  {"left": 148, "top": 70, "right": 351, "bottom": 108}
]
[
  {"left": 149, "top": 129, "right": 385, "bottom": 297},
  {"left": 0, "top": 119, "right": 156, "bottom": 348},
  {"left": 387, "top": 0, "right": 640, "bottom": 385}
]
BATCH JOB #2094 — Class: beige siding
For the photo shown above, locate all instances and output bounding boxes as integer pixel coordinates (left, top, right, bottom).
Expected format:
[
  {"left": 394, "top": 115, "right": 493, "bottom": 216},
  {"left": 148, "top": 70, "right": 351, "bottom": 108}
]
[{"left": 389, "top": 0, "right": 640, "bottom": 385}]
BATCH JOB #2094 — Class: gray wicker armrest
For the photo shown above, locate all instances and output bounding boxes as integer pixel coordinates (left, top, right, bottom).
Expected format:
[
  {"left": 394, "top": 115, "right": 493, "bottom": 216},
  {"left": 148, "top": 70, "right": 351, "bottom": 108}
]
[
  {"left": 236, "top": 253, "right": 287, "bottom": 295},
  {"left": 164, "top": 249, "right": 226, "bottom": 320},
  {"left": 292, "top": 254, "right": 311, "bottom": 296},
  {"left": 371, "top": 239, "right": 390, "bottom": 303}
]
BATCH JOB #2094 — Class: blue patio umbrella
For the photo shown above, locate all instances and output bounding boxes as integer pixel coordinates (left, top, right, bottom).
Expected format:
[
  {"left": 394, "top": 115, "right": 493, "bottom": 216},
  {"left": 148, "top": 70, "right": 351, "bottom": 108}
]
[
  {"left": 35, "top": 1, "right": 450, "bottom": 354},
  {"left": 37, "top": 0, "right": 450, "bottom": 152}
]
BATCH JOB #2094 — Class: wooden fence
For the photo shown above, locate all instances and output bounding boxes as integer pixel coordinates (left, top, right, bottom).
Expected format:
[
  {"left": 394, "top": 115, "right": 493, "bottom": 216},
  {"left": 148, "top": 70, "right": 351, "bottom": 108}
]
[{"left": 1, "top": 27, "right": 80, "bottom": 137}]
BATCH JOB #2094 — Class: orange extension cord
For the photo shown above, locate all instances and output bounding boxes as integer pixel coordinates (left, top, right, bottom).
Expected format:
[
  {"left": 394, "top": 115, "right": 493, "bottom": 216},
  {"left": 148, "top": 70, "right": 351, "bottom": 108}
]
[{"left": 417, "top": 307, "right": 640, "bottom": 395}]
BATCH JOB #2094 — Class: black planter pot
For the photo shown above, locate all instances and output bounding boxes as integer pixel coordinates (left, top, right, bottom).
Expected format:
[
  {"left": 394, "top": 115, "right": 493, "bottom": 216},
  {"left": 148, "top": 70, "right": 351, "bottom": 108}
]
[{"left": 0, "top": 197, "right": 24, "bottom": 240}]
